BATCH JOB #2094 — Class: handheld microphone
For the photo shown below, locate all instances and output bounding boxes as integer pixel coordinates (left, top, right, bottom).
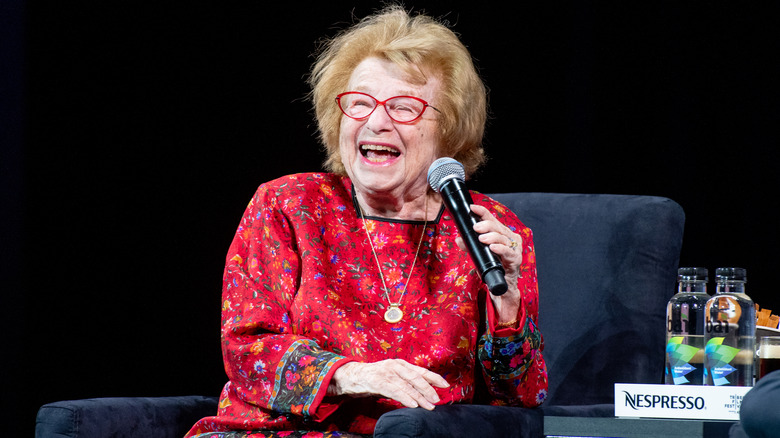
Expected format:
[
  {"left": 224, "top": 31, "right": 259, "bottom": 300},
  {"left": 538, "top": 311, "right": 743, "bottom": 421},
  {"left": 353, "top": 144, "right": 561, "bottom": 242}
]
[{"left": 427, "top": 157, "right": 508, "bottom": 296}]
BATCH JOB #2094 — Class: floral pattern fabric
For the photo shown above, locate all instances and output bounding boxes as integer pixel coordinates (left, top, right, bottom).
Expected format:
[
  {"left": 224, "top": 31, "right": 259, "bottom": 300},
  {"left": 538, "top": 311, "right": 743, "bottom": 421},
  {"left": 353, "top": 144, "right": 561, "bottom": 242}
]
[
  {"left": 185, "top": 173, "right": 547, "bottom": 437},
  {"left": 193, "top": 432, "right": 369, "bottom": 438}
]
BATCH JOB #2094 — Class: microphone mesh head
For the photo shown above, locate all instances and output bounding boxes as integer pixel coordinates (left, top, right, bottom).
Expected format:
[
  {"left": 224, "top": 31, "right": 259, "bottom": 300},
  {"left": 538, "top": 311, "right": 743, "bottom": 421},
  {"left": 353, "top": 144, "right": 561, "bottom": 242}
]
[{"left": 427, "top": 157, "right": 465, "bottom": 192}]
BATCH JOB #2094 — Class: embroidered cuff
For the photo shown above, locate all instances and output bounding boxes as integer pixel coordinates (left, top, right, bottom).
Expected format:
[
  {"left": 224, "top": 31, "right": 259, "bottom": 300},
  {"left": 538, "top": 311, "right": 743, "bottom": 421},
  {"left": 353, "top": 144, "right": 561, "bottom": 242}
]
[
  {"left": 269, "top": 339, "right": 347, "bottom": 418},
  {"left": 478, "top": 316, "right": 542, "bottom": 380}
]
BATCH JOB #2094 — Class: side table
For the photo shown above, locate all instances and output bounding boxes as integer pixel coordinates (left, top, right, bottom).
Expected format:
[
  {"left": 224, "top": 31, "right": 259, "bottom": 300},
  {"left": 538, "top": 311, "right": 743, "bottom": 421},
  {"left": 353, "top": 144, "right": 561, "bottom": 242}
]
[{"left": 544, "top": 416, "right": 737, "bottom": 438}]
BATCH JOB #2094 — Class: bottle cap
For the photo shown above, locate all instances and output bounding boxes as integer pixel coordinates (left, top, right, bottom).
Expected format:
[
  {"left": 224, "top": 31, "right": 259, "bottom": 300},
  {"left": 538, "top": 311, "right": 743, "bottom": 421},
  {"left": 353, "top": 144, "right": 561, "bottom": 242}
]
[
  {"left": 715, "top": 267, "right": 747, "bottom": 282},
  {"left": 678, "top": 267, "right": 708, "bottom": 282}
]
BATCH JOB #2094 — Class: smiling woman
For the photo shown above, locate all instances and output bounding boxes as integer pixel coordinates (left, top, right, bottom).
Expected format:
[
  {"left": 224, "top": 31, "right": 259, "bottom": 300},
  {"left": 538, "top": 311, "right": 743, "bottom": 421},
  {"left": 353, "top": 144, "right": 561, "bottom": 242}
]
[{"left": 184, "top": 4, "right": 547, "bottom": 438}]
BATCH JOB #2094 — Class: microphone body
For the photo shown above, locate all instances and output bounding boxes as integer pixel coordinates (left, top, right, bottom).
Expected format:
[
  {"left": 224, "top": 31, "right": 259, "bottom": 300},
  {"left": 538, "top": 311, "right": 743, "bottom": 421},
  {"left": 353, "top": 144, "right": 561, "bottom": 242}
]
[{"left": 428, "top": 158, "right": 508, "bottom": 296}]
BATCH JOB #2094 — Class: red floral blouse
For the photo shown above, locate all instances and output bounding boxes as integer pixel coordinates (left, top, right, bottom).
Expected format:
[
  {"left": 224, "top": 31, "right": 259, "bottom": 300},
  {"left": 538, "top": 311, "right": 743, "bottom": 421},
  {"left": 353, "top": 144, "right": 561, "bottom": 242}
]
[{"left": 185, "top": 173, "right": 548, "bottom": 437}]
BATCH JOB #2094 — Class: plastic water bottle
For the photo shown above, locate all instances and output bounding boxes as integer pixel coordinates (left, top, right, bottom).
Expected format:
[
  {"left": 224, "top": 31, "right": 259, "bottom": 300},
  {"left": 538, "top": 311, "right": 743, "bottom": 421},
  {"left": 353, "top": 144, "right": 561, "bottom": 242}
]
[
  {"left": 666, "top": 267, "right": 709, "bottom": 385},
  {"left": 704, "top": 267, "right": 756, "bottom": 386}
]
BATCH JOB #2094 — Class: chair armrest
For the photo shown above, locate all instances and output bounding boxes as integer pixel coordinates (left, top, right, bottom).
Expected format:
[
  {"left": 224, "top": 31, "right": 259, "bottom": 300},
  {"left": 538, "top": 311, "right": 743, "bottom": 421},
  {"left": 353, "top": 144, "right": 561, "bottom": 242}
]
[
  {"left": 35, "top": 395, "right": 218, "bottom": 438},
  {"left": 374, "top": 404, "right": 543, "bottom": 438}
]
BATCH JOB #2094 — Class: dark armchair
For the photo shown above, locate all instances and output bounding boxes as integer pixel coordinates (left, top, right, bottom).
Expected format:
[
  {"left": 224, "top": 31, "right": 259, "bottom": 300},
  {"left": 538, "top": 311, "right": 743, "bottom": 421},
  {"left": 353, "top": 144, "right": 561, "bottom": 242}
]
[{"left": 36, "top": 192, "right": 686, "bottom": 438}]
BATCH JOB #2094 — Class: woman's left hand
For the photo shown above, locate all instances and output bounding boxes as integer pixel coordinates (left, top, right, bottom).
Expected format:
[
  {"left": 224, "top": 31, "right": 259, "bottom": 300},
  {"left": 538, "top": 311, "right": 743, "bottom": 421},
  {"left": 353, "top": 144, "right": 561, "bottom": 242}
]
[{"left": 455, "top": 204, "right": 523, "bottom": 324}]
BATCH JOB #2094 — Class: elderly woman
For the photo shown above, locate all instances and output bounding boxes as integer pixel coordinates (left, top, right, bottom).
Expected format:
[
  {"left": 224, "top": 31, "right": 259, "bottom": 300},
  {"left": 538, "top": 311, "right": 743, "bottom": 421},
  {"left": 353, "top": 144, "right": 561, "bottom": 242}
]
[{"left": 186, "top": 5, "right": 547, "bottom": 438}]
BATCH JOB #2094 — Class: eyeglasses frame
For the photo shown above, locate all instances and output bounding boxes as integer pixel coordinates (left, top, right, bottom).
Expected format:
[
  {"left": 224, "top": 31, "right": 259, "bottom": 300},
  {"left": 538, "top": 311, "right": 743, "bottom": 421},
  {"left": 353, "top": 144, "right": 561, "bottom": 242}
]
[{"left": 335, "top": 91, "right": 440, "bottom": 124}]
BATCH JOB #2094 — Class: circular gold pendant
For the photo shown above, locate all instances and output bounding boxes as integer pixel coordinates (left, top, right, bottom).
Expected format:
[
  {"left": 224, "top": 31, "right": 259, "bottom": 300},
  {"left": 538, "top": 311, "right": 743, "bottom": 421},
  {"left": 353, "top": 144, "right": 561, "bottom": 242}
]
[{"left": 384, "top": 305, "right": 403, "bottom": 323}]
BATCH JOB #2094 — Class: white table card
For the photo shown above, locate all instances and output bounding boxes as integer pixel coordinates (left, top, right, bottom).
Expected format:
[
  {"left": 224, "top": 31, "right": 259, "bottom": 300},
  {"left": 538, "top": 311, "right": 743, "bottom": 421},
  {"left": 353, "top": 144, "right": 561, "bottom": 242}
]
[{"left": 614, "top": 383, "right": 752, "bottom": 420}]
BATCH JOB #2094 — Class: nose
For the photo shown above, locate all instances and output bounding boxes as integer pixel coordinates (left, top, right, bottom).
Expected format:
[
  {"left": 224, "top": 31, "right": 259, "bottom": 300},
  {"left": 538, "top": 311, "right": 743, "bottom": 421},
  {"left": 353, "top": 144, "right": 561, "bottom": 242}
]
[{"left": 365, "top": 103, "right": 394, "bottom": 132}]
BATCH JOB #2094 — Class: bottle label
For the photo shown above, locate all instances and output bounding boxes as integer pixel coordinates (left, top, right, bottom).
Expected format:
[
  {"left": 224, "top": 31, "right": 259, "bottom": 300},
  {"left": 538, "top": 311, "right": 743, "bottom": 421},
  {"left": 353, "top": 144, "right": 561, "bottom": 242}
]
[
  {"left": 704, "top": 337, "right": 742, "bottom": 386},
  {"left": 666, "top": 336, "right": 704, "bottom": 385}
]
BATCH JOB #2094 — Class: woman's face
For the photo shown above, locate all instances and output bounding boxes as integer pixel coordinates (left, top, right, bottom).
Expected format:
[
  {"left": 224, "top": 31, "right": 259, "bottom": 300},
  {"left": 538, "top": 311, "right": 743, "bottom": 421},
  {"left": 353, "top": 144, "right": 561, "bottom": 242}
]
[{"left": 339, "top": 57, "right": 441, "bottom": 203}]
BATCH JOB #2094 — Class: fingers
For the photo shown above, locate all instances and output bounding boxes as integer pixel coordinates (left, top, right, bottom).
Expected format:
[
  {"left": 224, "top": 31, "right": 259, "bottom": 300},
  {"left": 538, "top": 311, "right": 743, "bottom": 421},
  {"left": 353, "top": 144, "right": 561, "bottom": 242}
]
[
  {"left": 399, "top": 364, "right": 450, "bottom": 406},
  {"left": 394, "top": 378, "right": 436, "bottom": 410},
  {"left": 391, "top": 361, "right": 447, "bottom": 410},
  {"left": 332, "top": 359, "right": 448, "bottom": 410},
  {"left": 468, "top": 204, "right": 522, "bottom": 257},
  {"left": 423, "top": 369, "right": 451, "bottom": 389}
]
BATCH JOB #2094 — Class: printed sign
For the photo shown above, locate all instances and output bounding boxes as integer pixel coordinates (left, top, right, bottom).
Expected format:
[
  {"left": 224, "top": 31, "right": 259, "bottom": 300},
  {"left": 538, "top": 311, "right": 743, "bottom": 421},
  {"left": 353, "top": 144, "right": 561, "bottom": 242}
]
[{"left": 614, "top": 383, "right": 751, "bottom": 420}]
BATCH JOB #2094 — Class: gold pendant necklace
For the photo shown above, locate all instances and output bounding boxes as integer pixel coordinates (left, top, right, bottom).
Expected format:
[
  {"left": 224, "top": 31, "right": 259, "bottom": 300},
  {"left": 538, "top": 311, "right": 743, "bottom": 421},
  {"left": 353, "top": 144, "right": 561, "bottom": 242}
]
[{"left": 359, "top": 196, "right": 428, "bottom": 324}]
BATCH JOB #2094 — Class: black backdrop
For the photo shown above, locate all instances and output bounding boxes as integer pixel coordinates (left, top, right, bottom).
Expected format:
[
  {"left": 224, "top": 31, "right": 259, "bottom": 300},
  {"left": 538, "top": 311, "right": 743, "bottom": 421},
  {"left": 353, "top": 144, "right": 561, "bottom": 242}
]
[{"left": 3, "top": 1, "right": 779, "bottom": 434}]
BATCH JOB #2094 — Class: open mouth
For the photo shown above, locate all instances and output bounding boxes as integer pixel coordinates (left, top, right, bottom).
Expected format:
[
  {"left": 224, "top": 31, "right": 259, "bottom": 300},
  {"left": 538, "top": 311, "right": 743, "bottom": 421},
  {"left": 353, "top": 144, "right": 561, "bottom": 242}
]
[{"left": 360, "top": 144, "right": 401, "bottom": 163}]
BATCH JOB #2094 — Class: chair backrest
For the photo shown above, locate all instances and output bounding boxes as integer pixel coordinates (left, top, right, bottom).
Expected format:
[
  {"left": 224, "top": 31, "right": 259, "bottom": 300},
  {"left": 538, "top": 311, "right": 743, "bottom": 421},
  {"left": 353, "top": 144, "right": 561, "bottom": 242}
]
[{"left": 487, "top": 192, "right": 685, "bottom": 406}]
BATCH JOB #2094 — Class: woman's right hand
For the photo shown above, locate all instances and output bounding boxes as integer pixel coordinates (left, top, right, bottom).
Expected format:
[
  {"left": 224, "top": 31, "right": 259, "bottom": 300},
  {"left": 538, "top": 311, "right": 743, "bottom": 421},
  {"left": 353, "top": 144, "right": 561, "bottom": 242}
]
[{"left": 327, "top": 359, "right": 449, "bottom": 410}]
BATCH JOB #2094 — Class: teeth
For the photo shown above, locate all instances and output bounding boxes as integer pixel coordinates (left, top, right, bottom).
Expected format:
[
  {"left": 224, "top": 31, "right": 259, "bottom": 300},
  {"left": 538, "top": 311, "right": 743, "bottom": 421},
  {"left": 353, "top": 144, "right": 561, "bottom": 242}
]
[{"left": 361, "top": 144, "right": 398, "bottom": 153}]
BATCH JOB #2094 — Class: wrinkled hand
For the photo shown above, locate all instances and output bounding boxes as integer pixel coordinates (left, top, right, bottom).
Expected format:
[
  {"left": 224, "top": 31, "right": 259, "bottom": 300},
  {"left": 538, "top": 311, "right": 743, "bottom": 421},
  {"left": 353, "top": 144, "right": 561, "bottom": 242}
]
[
  {"left": 327, "top": 359, "right": 449, "bottom": 410},
  {"left": 455, "top": 204, "right": 523, "bottom": 322}
]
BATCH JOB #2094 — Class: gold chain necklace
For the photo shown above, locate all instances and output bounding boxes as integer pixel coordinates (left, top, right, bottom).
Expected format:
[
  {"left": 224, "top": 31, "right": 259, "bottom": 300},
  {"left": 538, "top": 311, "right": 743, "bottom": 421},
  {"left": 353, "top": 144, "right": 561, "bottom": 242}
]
[{"left": 359, "top": 196, "right": 428, "bottom": 323}]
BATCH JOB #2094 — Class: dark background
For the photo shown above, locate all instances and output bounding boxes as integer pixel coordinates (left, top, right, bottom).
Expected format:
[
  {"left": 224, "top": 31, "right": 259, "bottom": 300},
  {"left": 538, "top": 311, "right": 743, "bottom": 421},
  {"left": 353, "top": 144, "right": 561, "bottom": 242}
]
[{"left": 3, "top": 1, "right": 779, "bottom": 434}]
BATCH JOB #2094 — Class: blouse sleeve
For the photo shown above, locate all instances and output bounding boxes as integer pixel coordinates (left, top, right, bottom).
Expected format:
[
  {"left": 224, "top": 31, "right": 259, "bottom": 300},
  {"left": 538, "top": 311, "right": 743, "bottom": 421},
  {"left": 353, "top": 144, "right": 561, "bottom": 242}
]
[
  {"left": 476, "top": 202, "right": 549, "bottom": 407},
  {"left": 220, "top": 184, "right": 352, "bottom": 421}
]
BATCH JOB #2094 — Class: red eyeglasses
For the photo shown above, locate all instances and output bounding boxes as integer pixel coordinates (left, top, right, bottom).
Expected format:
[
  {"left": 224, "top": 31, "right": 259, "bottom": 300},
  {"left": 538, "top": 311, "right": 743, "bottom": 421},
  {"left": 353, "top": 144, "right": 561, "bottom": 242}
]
[{"left": 336, "top": 92, "right": 440, "bottom": 123}]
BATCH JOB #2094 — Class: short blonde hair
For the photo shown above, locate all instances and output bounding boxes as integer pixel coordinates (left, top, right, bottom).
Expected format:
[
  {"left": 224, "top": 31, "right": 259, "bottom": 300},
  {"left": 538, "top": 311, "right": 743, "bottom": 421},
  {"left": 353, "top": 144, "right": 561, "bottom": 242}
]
[{"left": 308, "top": 5, "right": 487, "bottom": 178}]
